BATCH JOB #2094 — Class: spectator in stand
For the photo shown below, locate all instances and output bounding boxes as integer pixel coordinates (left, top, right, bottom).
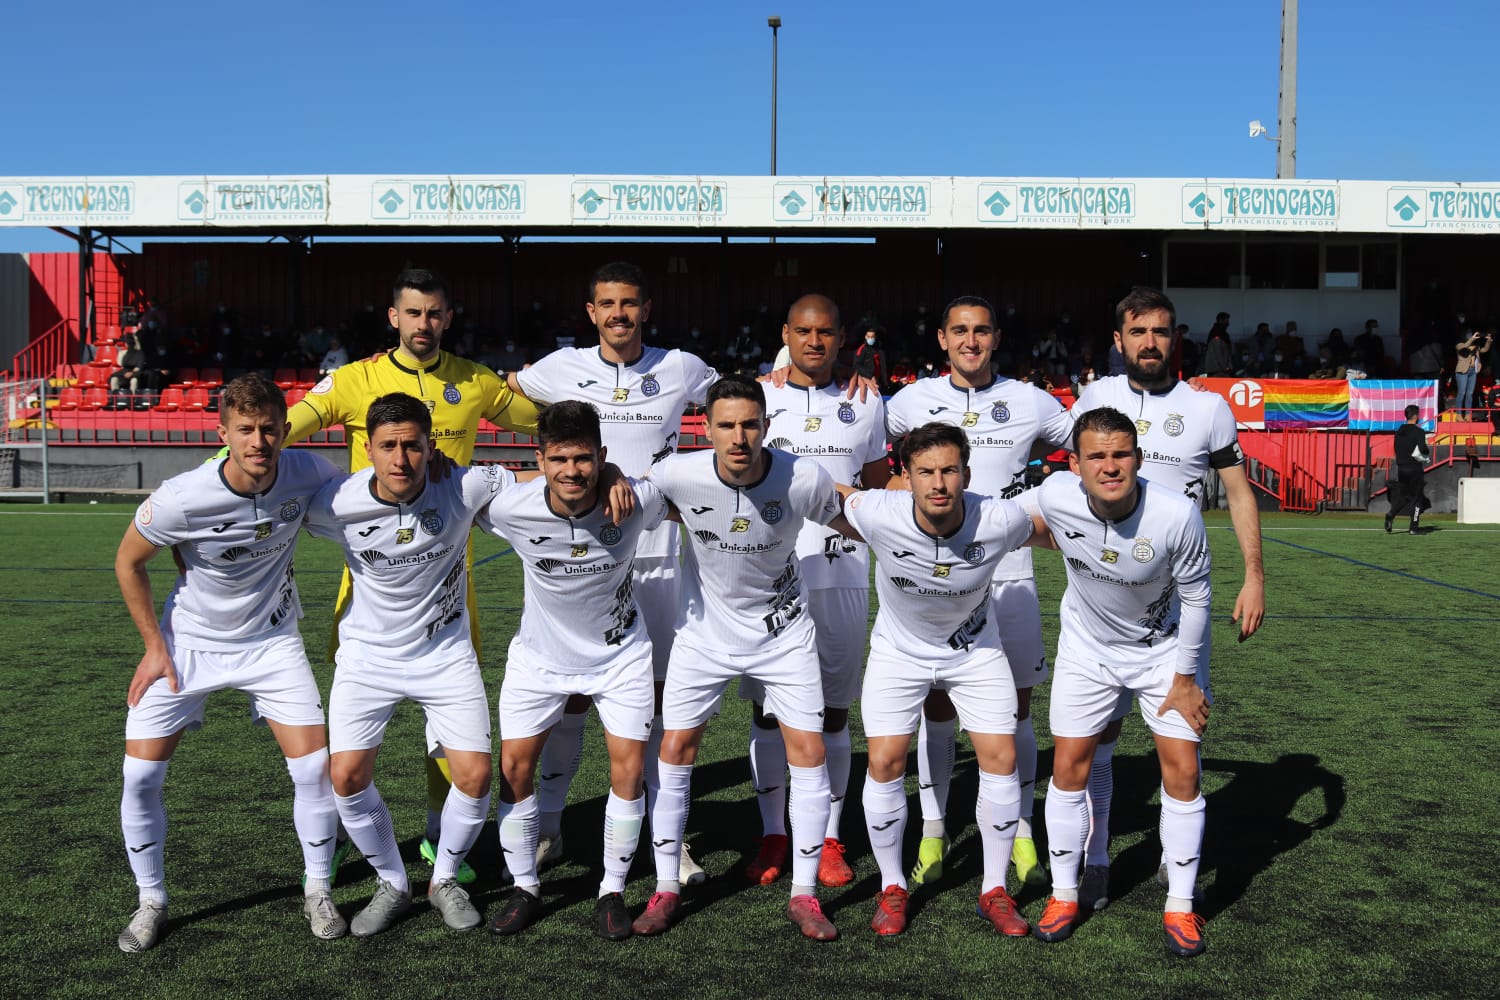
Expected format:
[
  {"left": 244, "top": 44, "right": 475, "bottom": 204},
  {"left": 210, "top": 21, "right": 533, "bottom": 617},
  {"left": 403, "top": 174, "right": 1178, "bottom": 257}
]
[
  {"left": 1275, "top": 322, "right": 1306, "bottom": 370},
  {"left": 1036, "top": 327, "right": 1069, "bottom": 379},
  {"left": 725, "top": 321, "right": 764, "bottom": 375},
  {"left": 1308, "top": 346, "right": 1346, "bottom": 380},
  {"left": 1250, "top": 323, "right": 1276, "bottom": 366},
  {"left": 1323, "top": 328, "right": 1349, "bottom": 367},
  {"left": 319, "top": 337, "right": 349, "bottom": 377},
  {"left": 1353, "top": 319, "right": 1386, "bottom": 376},
  {"left": 1175, "top": 326, "right": 1200, "bottom": 378},
  {"left": 494, "top": 337, "right": 529, "bottom": 373},
  {"left": 1202, "top": 325, "right": 1234, "bottom": 377},
  {"left": 1408, "top": 330, "right": 1444, "bottom": 384},
  {"left": 853, "top": 325, "right": 889, "bottom": 390},
  {"left": 1234, "top": 346, "right": 1262, "bottom": 378},
  {"left": 108, "top": 335, "right": 155, "bottom": 408},
  {"left": 1454, "top": 327, "right": 1493, "bottom": 415},
  {"left": 299, "top": 325, "right": 332, "bottom": 367},
  {"left": 1263, "top": 350, "right": 1297, "bottom": 380},
  {"left": 917, "top": 357, "right": 941, "bottom": 379},
  {"left": 146, "top": 340, "right": 177, "bottom": 400},
  {"left": 1106, "top": 340, "right": 1126, "bottom": 376}
]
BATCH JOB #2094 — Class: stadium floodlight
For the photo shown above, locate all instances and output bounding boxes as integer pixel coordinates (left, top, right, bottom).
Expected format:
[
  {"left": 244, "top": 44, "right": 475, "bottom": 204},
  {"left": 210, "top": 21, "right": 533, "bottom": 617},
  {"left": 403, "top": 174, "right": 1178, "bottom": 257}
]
[{"left": 1248, "top": 120, "right": 1268, "bottom": 139}]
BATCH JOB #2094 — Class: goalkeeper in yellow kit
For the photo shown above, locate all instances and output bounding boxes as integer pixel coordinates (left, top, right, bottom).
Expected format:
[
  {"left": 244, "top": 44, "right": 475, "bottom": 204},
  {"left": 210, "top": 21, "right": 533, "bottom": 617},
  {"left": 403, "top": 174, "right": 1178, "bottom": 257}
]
[{"left": 287, "top": 267, "right": 540, "bottom": 882}]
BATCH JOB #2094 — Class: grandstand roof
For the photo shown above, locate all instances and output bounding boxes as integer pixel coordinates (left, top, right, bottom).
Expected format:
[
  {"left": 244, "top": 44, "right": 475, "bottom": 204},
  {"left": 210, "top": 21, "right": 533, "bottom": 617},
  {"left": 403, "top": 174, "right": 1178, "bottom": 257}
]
[{"left": 2, "top": 175, "right": 1498, "bottom": 237}]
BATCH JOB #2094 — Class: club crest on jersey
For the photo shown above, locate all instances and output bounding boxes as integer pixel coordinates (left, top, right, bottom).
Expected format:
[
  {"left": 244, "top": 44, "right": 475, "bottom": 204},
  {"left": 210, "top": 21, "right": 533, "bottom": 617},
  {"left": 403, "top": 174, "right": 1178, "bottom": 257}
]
[
  {"left": 612, "top": 387, "right": 630, "bottom": 403},
  {"left": 1135, "top": 418, "right": 1151, "bottom": 436},
  {"left": 962, "top": 412, "right": 980, "bottom": 428},
  {"left": 804, "top": 417, "right": 822, "bottom": 433},
  {"left": 964, "top": 542, "right": 986, "bottom": 564},
  {"left": 600, "top": 524, "right": 623, "bottom": 545},
  {"left": 932, "top": 563, "right": 952, "bottom": 578},
  {"left": 254, "top": 521, "right": 273, "bottom": 541},
  {"left": 761, "top": 501, "right": 783, "bottom": 524},
  {"left": 279, "top": 499, "right": 302, "bottom": 522},
  {"left": 1163, "top": 413, "right": 1185, "bottom": 437},
  {"left": 137, "top": 498, "right": 153, "bottom": 525},
  {"left": 1132, "top": 538, "right": 1155, "bottom": 562},
  {"left": 1100, "top": 547, "right": 1120, "bottom": 564},
  {"left": 838, "top": 402, "right": 855, "bottom": 425},
  {"left": 730, "top": 516, "right": 751, "bottom": 533},
  {"left": 396, "top": 527, "right": 415, "bottom": 544},
  {"left": 571, "top": 543, "right": 588, "bottom": 558},
  {"left": 443, "top": 383, "right": 461, "bottom": 405},
  {"left": 419, "top": 508, "right": 443, "bottom": 536},
  {"left": 991, "top": 401, "right": 1011, "bottom": 424},
  {"left": 641, "top": 374, "right": 660, "bottom": 397}
]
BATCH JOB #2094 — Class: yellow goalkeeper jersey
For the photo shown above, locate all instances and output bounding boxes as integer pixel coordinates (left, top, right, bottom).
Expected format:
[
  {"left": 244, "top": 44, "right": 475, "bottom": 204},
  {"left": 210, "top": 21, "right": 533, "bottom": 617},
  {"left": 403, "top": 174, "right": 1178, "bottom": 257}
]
[{"left": 286, "top": 348, "right": 540, "bottom": 463}]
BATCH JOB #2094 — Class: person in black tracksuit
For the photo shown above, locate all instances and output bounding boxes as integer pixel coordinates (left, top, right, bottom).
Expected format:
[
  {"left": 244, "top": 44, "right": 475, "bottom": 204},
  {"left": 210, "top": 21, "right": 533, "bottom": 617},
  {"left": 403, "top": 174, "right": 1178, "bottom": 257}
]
[{"left": 1387, "top": 405, "right": 1432, "bottom": 534}]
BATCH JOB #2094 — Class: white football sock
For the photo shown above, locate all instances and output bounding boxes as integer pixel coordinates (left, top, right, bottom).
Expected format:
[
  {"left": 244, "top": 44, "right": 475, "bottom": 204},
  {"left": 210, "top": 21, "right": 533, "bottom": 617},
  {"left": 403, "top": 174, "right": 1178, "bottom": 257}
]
[
  {"left": 643, "top": 714, "right": 664, "bottom": 809},
  {"left": 497, "top": 793, "right": 540, "bottom": 893},
  {"left": 1014, "top": 715, "right": 1037, "bottom": 838},
  {"left": 823, "top": 725, "right": 851, "bottom": 841},
  {"left": 1043, "top": 780, "right": 1089, "bottom": 894},
  {"left": 285, "top": 749, "right": 338, "bottom": 892},
  {"left": 787, "top": 762, "right": 831, "bottom": 894},
  {"left": 121, "top": 756, "right": 169, "bottom": 906},
  {"left": 601, "top": 790, "right": 645, "bottom": 895},
  {"left": 977, "top": 768, "right": 1022, "bottom": 894},
  {"left": 1085, "top": 739, "right": 1117, "bottom": 866},
  {"left": 650, "top": 761, "right": 693, "bottom": 895},
  {"left": 432, "top": 786, "right": 489, "bottom": 884},
  {"left": 862, "top": 774, "right": 907, "bottom": 891},
  {"left": 1159, "top": 787, "right": 1205, "bottom": 909},
  {"left": 916, "top": 715, "right": 955, "bottom": 830},
  {"left": 536, "top": 711, "right": 587, "bottom": 838},
  {"left": 335, "top": 783, "right": 408, "bottom": 894},
  {"left": 748, "top": 720, "right": 788, "bottom": 837}
]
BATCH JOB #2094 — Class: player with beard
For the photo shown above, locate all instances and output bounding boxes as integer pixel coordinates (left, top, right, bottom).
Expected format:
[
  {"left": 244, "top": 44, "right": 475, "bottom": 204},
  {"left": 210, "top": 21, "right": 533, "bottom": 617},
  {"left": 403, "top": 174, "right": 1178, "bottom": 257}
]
[
  {"left": 1068, "top": 286, "right": 1263, "bottom": 910},
  {"left": 508, "top": 262, "right": 717, "bottom": 885},
  {"left": 742, "top": 294, "right": 891, "bottom": 888}
]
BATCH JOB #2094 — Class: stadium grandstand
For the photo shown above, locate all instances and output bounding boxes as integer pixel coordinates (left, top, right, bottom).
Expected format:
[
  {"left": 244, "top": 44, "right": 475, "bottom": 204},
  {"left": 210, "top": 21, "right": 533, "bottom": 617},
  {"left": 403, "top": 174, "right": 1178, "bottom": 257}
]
[{"left": 2, "top": 173, "right": 1497, "bottom": 511}]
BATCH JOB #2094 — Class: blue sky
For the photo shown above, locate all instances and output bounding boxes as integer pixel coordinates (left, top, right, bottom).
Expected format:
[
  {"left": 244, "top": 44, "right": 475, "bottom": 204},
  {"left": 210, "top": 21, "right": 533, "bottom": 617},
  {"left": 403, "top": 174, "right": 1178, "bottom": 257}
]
[{"left": 3, "top": 0, "right": 1496, "bottom": 250}]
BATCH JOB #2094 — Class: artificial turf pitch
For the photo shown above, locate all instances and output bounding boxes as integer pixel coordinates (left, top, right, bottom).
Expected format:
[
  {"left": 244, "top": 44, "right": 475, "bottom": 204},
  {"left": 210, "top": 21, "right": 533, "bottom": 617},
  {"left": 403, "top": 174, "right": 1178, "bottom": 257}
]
[{"left": 0, "top": 504, "right": 1496, "bottom": 999}]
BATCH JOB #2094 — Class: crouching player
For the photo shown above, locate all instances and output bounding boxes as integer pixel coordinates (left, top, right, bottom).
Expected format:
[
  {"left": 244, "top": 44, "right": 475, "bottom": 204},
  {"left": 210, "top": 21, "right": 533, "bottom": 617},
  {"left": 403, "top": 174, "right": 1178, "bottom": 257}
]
[
  {"left": 481, "top": 401, "right": 668, "bottom": 941},
  {"left": 114, "top": 374, "right": 345, "bottom": 951},
  {"left": 1029, "top": 406, "right": 1213, "bottom": 957},
  {"left": 836, "top": 423, "right": 1044, "bottom": 936},
  {"left": 303, "top": 393, "right": 520, "bottom": 937}
]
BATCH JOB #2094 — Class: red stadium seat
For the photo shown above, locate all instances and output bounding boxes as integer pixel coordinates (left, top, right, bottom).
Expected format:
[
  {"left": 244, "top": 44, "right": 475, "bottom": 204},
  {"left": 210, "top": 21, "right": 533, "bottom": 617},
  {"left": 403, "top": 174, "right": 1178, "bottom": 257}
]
[
  {"left": 154, "top": 387, "right": 185, "bottom": 411},
  {"left": 76, "top": 365, "right": 111, "bottom": 388},
  {"left": 273, "top": 367, "right": 298, "bottom": 389},
  {"left": 297, "top": 368, "right": 320, "bottom": 384},
  {"left": 94, "top": 344, "right": 120, "bottom": 367},
  {"left": 197, "top": 368, "right": 224, "bottom": 388},
  {"left": 81, "top": 387, "right": 109, "bottom": 410},
  {"left": 184, "top": 387, "right": 210, "bottom": 411},
  {"left": 284, "top": 387, "right": 308, "bottom": 408},
  {"left": 175, "top": 367, "right": 200, "bottom": 386},
  {"left": 55, "top": 387, "right": 82, "bottom": 410},
  {"left": 52, "top": 364, "right": 79, "bottom": 384}
]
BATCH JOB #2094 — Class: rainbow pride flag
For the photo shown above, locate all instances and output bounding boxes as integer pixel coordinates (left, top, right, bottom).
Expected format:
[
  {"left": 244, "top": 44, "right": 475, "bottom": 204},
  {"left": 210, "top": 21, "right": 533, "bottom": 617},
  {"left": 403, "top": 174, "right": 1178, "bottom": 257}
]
[{"left": 1261, "top": 379, "right": 1349, "bottom": 429}]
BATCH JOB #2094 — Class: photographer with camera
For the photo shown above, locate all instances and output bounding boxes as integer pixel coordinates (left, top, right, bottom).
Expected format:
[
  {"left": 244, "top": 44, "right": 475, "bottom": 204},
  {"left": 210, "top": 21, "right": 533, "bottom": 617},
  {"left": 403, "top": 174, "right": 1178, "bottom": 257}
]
[{"left": 1454, "top": 326, "right": 1493, "bottom": 416}]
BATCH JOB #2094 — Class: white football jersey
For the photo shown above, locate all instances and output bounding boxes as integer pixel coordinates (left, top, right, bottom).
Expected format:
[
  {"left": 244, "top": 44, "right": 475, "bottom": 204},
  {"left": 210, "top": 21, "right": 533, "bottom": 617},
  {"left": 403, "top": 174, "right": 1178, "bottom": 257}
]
[
  {"left": 763, "top": 379, "right": 888, "bottom": 590},
  {"left": 133, "top": 450, "right": 340, "bottom": 651},
  {"left": 1034, "top": 472, "right": 1212, "bottom": 675},
  {"left": 844, "top": 488, "right": 1033, "bottom": 656},
  {"left": 304, "top": 464, "right": 516, "bottom": 668},
  {"left": 1071, "top": 376, "right": 1243, "bottom": 504},
  {"left": 481, "top": 477, "right": 670, "bottom": 673},
  {"left": 648, "top": 448, "right": 841, "bottom": 654},
  {"left": 886, "top": 375, "right": 1072, "bottom": 581},
  {"left": 515, "top": 345, "right": 717, "bottom": 560}
]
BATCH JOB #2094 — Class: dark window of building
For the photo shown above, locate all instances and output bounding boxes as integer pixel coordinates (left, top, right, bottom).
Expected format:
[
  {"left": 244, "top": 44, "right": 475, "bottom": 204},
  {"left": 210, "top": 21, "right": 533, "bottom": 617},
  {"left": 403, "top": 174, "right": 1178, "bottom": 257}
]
[
  {"left": 1168, "top": 242, "right": 1241, "bottom": 289},
  {"left": 1246, "top": 242, "right": 1319, "bottom": 289}
]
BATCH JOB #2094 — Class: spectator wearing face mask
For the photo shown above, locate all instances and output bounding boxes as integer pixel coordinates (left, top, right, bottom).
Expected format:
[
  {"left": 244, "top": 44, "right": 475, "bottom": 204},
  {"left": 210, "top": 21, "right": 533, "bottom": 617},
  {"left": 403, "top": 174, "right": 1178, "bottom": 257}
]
[{"left": 853, "top": 326, "right": 888, "bottom": 389}]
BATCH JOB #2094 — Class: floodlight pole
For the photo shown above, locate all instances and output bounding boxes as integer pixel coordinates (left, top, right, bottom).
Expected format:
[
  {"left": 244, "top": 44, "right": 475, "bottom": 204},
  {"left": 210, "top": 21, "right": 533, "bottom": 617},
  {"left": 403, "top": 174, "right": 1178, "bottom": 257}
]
[
  {"left": 769, "top": 15, "right": 781, "bottom": 245},
  {"left": 1277, "top": 0, "right": 1297, "bottom": 178}
]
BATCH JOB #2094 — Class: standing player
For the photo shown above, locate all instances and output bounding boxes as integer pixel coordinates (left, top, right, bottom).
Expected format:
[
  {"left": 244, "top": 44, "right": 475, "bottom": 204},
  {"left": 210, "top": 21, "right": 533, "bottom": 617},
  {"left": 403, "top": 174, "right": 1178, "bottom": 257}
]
[
  {"left": 839, "top": 423, "right": 1042, "bottom": 937},
  {"left": 633, "top": 375, "right": 846, "bottom": 940},
  {"left": 482, "top": 401, "right": 668, "bottom": 940},
  {"left": 1070, "top": 286, "right": 1264, "bottom": 908},
  {"left": 1386, "top": 405, "right": 1432, "bottom": 534},
  {"left": 1029, "top": 407, "right": 1213, "bottom": 958},
  {"left": 884, "top": 296, "right": 1073, "bottom": 887},
  {"left": 508, "top": 261, "right": 716, "bottom": 882},
  {"left": 114, "top": 374, "right": 344, "bottom": 951},
  {"left": 743, "top": 294, "right": 890, "bottom": 888},
  {"left": 288, "top": 267, "right": 540, "bottom": 883},
  {"left": 302, "top": 393, "right": 524, "bottom": 936}
]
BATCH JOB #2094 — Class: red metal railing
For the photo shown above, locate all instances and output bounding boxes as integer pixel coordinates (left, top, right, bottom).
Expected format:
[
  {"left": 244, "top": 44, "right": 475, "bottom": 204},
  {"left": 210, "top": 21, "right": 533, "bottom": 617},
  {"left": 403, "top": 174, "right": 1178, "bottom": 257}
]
[{"left": 8, "top": 319, "right": 80, "bottom": 382}]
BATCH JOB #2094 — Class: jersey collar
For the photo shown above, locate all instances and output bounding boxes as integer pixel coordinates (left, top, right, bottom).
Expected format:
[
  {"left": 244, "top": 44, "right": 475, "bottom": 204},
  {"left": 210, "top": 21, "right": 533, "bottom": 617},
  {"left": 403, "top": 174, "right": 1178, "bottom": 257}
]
[
  {"left": 713, "top": 449, "right": 774, "bottom": 491},
  {"left": 387, "top": 348, "right": 445, "bottom": 376},
  {"left": 909, "top": 493, "right": 967, "bottom": 540},
  {"left": 595, "top": 345, "right": 649, "bottom": 369},
  {"left": 367, "top": 470, "right": 429, "bottom": 509},
  {"left": 1122, "top": 375, "right": 1180, "bottom": 397},
  {"left": 946, "top": 374, "right": 997, "bottom": 394},
  {"left": 217, "top": 459, "right": 279, "bottom": 500},
  {"left": 1085, "top": 479, "right": 1146, "bottom": 523}
]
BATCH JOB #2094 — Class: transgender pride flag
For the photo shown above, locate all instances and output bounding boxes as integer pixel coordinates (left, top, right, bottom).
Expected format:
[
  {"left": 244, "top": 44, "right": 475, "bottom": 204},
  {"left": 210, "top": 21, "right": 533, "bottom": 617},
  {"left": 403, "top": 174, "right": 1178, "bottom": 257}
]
[
  {"left": 1348, "top": 380, "right": 1438, "bottom": 431},
  {"left": 1262, "top": 379, "right": 1349, "bottom": 429}
]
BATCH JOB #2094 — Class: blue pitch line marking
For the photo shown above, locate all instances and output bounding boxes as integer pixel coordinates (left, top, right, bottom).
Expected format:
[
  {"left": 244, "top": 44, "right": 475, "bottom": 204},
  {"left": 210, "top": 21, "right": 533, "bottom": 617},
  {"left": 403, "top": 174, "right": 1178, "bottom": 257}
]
[
  {"left": 1262, "top": 534, "right": 1500, "bottom": 602},
  {"left": 474, "top": 547, "right": 514, "bottom": 567}
]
